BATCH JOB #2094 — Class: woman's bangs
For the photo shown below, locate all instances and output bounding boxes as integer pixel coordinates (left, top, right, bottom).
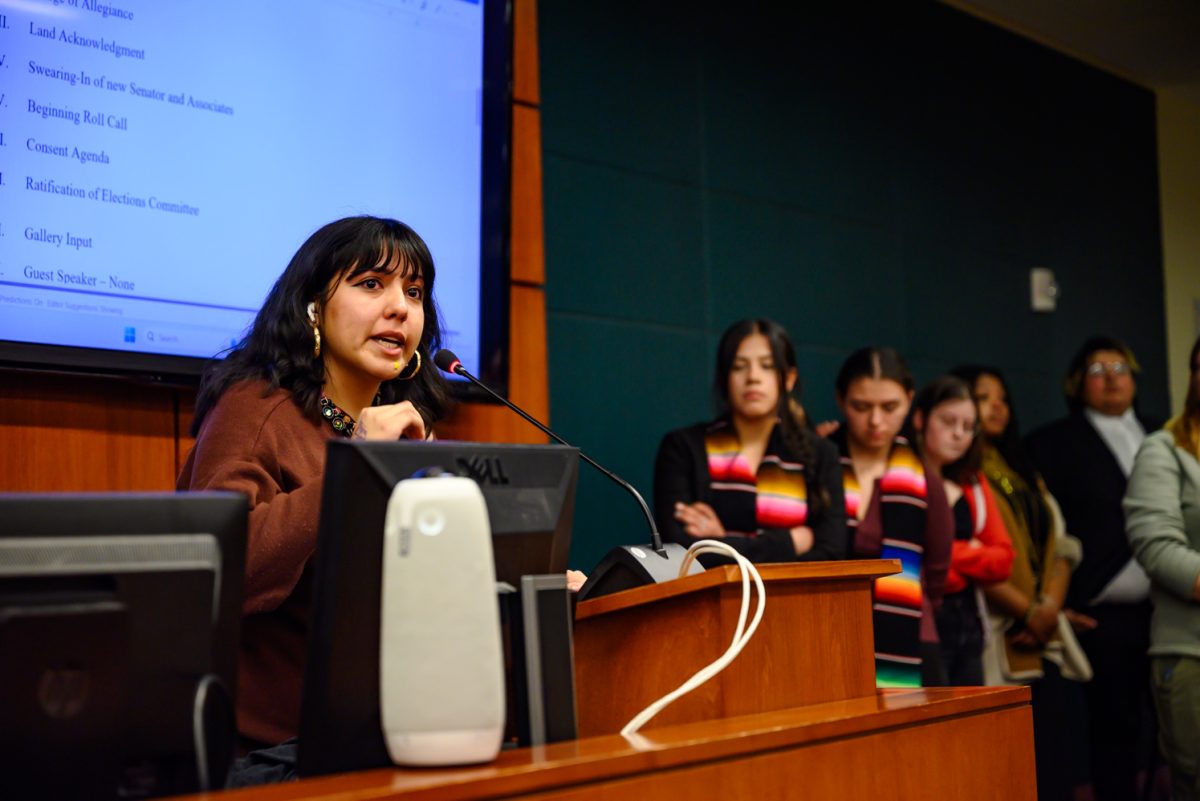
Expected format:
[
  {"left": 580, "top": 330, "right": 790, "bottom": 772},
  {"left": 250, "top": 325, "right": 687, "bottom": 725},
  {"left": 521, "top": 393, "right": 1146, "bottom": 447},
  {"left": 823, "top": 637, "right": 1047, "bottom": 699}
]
[{"left": 342, "top": 235, "right": 426, "bottom": 283}]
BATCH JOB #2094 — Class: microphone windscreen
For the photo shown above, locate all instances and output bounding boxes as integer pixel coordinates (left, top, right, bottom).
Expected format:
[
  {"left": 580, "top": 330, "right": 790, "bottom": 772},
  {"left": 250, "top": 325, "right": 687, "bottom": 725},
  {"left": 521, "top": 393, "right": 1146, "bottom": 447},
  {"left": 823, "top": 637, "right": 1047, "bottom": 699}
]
[{"left": 433, "top": 349, "right": 461, "bottom": 373}]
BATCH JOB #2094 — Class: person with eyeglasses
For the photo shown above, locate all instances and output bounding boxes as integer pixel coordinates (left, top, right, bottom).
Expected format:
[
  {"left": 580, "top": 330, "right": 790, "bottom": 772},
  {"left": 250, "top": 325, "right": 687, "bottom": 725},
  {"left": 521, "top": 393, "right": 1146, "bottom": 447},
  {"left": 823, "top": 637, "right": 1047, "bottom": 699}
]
[
  {"left": 1026, "top": 336, "right": 1163, "bottom": 801},
  {"left": 908, "top": 376, "right": 1014, "bottom": 686}
]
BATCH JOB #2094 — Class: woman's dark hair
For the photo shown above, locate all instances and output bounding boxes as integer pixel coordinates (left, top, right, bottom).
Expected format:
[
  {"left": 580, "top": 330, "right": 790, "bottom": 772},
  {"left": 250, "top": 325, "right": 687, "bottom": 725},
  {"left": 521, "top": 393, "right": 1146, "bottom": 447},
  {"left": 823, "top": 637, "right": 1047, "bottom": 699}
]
[
  {"left": 1063, "top": 334, "right": 1141, "bottom": 413},
  {"left": 908, "top": 375, "right": 982, "bottom": 484},
  {"left": 834, "top": 346, "right": 914, "bottom": 397},
  {"left": 192, "top": 216, "right": 452, "bottom": 434},
  {"left": 713, "top": 319, "right": 825, "bottom": 514},
  {"left": 949, "top": 364, "right": 1039, "bottom": 489}
]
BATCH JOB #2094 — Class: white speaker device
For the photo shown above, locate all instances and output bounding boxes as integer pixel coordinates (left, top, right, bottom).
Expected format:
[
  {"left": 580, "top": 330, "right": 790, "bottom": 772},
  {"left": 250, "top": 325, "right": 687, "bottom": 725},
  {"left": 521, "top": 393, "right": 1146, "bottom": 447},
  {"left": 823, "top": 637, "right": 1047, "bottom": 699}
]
[{"left": 379, "top": 476, "right": 505, "bottom": 766}]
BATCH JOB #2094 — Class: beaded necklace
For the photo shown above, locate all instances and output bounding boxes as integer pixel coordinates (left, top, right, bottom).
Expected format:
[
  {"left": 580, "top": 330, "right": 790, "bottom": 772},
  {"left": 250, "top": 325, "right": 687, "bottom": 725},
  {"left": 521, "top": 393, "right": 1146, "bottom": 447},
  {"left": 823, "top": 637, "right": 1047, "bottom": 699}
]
[{"left": 319, "top": 395, "right": 355, "bottom": 437}]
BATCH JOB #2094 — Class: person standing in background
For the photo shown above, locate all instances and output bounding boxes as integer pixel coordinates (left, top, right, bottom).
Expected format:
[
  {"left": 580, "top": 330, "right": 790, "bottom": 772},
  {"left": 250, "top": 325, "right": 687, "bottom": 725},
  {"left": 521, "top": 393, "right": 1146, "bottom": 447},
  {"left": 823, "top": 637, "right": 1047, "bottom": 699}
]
[
  {"left": 909, "top": 376, "right": 1014, "bottom": 686},
  {"left": 830, "top": 347, "right": 952, "bottom": 688},
  {"left": 1027, "top": 337, "right": 1161, "bottom": 801},
  {"left": 951, "top": 364, "right": 1082, "bottom": 801},
  {"left": 1125, "top": 335, "right": 1200, "bottom": 801},
  {"left": 654, "top": 319, "right": 846, "bottom": 565}
]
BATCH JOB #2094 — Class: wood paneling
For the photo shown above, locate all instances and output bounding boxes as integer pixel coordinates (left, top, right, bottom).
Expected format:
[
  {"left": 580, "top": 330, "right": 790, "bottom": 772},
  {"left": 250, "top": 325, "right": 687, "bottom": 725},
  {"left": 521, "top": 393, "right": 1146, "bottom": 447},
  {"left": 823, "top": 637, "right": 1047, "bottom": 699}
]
[
  {"left": 0, "top": 371, "right": 180, "bottom": 491},
  {"left": 177, "top": 688, "right": 1034, "bottom": 801},
  {"left": 177, "top": 392, "right": 197, "bottom": 476},
  {"left": 513, "top": 0, "right": 540, "bottom": 106},
  {"left": 508, "top": 285, "right": 548, "bottom": 419},
  {"left": 511, "top": 105, "right": 545, "bottom": 286}
]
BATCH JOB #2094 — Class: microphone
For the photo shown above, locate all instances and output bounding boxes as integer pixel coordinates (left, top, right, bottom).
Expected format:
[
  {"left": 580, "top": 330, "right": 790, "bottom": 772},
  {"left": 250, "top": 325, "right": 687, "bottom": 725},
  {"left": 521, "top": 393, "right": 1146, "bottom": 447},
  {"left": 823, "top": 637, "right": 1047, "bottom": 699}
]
[
  {"left": 434, "top": 349, "right": 663, "bottom": 551},
  {"left": 434, "top": 349, "right": 701, "bottom": 599}
]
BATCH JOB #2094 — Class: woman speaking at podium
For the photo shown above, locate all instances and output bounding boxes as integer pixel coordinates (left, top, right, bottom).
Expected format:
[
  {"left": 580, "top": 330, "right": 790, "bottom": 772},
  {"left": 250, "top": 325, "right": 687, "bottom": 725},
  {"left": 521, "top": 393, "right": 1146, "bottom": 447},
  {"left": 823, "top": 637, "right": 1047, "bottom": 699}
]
[
  {"left": 178, "top": 216, "right": 453, "bottom": 752},
  {"left": 653, "top": 319, "right": 846, "bottom": 564}
]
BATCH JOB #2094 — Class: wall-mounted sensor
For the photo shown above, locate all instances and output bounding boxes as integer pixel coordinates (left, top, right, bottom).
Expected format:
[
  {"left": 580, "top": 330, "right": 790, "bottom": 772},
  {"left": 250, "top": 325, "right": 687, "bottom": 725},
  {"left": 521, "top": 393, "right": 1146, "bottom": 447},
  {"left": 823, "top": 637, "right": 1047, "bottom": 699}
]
[{"left": 1031, "top": 267, "right": 1059, "bottom": 312}]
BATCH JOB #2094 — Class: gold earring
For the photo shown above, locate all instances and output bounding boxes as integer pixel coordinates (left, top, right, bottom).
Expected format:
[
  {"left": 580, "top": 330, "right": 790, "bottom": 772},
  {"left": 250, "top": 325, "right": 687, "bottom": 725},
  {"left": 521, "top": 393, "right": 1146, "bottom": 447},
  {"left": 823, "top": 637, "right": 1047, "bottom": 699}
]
[
  {"left": 307, "top": 302, "right": 321, "bottom": 357},
  {"left": 397, "top": 350, "right": 422, "bottom": 381}
]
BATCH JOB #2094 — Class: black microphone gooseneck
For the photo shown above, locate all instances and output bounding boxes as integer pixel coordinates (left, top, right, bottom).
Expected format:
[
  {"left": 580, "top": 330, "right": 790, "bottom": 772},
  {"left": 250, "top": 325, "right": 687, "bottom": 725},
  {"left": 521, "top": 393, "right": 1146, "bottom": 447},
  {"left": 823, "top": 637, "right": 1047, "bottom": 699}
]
[{"left": 434, "top": 349, "right": 669, "bottom": 559}]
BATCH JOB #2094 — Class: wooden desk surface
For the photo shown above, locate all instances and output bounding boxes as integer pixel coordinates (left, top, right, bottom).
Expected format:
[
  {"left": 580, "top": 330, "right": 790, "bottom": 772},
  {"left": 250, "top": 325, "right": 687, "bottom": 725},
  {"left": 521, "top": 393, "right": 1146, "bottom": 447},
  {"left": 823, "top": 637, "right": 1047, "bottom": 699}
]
[{"left": 183, "top": 686, "right": 1032, "bottom": 801}]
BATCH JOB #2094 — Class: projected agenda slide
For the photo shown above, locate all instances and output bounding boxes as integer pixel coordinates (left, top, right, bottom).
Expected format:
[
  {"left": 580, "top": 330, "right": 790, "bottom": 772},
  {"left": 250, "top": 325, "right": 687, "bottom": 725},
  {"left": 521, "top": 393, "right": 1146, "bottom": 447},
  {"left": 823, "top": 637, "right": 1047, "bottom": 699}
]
[{"left": 0, "top": 0, "right": 484, "bottom": 368}]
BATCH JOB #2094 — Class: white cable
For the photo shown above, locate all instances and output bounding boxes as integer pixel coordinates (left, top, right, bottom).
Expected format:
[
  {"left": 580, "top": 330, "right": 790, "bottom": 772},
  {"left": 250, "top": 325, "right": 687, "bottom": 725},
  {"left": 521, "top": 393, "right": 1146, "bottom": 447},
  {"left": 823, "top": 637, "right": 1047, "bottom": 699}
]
[{"left": 620, "top": 540, "right": 766, "bottom": 737}]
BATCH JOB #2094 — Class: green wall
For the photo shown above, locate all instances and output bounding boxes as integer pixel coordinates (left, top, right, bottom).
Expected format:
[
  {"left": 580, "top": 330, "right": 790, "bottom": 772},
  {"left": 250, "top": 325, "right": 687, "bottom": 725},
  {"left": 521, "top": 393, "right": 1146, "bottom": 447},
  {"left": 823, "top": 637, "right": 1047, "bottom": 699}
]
[{"left": 537, "top": 2, "right": 1168, "bottom": 571}]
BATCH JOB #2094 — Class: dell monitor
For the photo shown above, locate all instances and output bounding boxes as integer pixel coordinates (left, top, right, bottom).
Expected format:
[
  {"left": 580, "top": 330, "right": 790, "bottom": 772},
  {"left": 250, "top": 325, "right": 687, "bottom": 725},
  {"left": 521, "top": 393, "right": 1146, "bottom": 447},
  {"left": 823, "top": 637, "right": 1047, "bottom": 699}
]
[
  {"left": 299, "top": 439, "right": 579, "bottom": 777},
  {"left": 0, "top": 491, "right": 248, "bottom": 799}
]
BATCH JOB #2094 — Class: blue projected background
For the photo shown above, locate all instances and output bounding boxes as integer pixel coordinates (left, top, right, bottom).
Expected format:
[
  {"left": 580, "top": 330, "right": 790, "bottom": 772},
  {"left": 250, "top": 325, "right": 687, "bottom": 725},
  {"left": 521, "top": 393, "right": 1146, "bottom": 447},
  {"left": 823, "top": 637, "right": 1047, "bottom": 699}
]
[{"left": 0, "top": 0, "right": 487, "bottom": 374}]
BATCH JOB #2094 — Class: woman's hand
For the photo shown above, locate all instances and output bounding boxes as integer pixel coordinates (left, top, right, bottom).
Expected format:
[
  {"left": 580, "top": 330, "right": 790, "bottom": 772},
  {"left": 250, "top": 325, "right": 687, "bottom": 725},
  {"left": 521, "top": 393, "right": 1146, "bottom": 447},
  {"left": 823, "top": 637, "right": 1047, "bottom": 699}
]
[
  {"left": 353, "top": 401, "right": 426, "bottom": 441},
  {"left": 674, "top": 502, "right": 727, "bottom": 539},
  {"left": 1025, "top": 597, "right": 1061, "bottom": 643},
  {"left": 566, "top": 570, "right": 587, "bottom": 592},
  {"left": 1064, "top": 608, "right": 1099, "bottom": 632},
  {"left": 790, "top": 526, "right": 814, "bottom": 555}
]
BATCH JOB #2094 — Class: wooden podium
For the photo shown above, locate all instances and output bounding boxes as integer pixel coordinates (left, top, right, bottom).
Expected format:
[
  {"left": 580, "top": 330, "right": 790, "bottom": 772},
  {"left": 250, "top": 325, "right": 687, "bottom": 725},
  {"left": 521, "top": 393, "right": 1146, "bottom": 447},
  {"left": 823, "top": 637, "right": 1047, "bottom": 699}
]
[
  {"left": 574, "top": 560, "right": 896, "bottom": 736},
  {"left": 176, "top": 559, "right": 1037, "bottom": 800}
]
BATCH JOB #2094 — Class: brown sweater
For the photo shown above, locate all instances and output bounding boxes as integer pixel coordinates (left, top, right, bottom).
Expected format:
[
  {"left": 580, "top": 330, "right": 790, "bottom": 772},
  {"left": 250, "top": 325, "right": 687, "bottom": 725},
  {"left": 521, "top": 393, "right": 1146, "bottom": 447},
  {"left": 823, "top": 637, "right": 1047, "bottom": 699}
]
[{"left": 177, "top": 379, "right": 336, "bottom": 747}]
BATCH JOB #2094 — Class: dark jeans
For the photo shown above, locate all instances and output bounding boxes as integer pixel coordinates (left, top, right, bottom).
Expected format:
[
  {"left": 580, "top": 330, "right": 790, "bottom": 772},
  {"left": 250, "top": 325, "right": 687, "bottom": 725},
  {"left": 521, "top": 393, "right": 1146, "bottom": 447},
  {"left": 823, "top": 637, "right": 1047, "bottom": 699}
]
[
  {"left": 1077, "top": 602, "right": 1154, "bottom": 801},
  {"left": 1031, "top": 659, "right": 1074, "bottom": 801},
  {"left": 935, "top": 591, "right": 984, "bottom": 686}
]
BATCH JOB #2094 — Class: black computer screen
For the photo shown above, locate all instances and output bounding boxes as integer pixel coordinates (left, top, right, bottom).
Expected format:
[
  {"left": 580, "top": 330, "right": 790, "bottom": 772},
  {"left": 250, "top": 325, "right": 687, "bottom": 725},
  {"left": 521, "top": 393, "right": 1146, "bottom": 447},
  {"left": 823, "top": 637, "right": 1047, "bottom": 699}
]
[{"left": 0, "top": 491, "right": 247, "bottom": 799}]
